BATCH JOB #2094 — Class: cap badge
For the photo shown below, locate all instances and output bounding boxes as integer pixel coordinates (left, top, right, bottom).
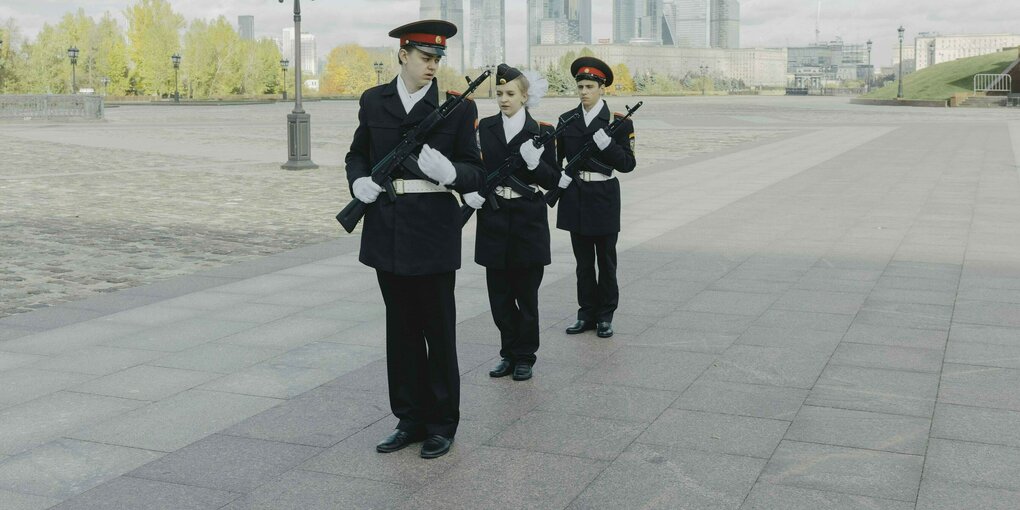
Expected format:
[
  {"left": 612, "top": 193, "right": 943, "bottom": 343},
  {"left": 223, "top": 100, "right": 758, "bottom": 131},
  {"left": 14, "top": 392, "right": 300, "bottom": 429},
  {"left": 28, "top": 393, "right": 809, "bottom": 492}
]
[{"left": 435, "top": 36, "right": 443, "bottom": 44}]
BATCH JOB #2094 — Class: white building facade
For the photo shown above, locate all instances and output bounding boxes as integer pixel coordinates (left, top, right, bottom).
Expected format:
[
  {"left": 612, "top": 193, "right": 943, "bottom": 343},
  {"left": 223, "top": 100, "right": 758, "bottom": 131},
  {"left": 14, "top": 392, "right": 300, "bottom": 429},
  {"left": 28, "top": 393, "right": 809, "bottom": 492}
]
[{"left": 914, "top": 33, "right": 1020, "bottom": 70}]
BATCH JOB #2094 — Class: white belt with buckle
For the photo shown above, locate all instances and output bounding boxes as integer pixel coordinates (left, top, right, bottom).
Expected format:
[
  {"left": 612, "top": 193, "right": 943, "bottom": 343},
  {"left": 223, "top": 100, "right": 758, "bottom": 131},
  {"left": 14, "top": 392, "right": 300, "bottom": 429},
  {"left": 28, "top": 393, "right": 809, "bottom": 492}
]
[
  {"left": 392, "top": 179, "right": 451, "bottom": 195},
  {"left": 493, "top": 184, "right": 538, "bottom": 199},
  {"left": 577, "top": 170, "right": 615, "bottom": 182}
]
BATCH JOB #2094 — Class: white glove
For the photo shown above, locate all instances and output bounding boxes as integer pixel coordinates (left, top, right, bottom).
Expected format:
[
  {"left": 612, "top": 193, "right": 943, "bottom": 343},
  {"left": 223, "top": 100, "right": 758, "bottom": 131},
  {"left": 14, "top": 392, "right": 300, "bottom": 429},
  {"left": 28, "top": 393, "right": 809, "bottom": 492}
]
[
  {"left": 418, "top": 144, "right": 456, "bottom": 185},
  {"left": 463, "top": 192, "right": 485, "bottom": 210},
  {"left": 519, "top": 141, "right": 544, "bottom": 170},
  {"left": 558, "top": 173, "right": 572, "bottom": 189},
  {"left": 593, "top": 129, "right": 612, "bottom": 151},
  {"left": 352, "top": 177, "right": 383, "bottom": 203}
]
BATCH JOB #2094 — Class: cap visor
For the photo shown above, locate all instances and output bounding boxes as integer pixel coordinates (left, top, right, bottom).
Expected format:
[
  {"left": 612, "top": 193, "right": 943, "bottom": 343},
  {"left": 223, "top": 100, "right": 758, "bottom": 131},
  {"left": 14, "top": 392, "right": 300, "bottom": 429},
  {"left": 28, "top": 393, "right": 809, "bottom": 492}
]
[{"left": 413, "top": 45, "right": 446, "bottom": 57}]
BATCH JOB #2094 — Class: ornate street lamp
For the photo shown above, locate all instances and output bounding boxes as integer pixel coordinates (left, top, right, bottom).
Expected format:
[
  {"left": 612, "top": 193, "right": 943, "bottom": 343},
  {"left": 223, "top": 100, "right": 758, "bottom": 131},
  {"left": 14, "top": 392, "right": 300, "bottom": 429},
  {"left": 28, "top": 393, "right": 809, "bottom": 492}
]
[
  {"left": 171, "top": 53, "right": 181, "bottom": 103},
  {"left": 866, "top": 39, "right": 873, "bottom": 88},
  {"left": 373, "top": 61, "right": 384, "bottom": 86},
  {"left": 699, "top": 65, "right": 709, "bottom": 96},
  {"left": 67, "top": 46, "right": 79, "bottom": 94},
  {"left": 100, "top": 76, "right": 110, "bottom": 96},
  {"left": 897, "top": 26, "right": 905, "bottom": 99},
  {"left": 279, "top": 0, "right": 318, "bottom": 170},
  {"left": 280, "top": 59, "right": 289, "bottom": 100}
]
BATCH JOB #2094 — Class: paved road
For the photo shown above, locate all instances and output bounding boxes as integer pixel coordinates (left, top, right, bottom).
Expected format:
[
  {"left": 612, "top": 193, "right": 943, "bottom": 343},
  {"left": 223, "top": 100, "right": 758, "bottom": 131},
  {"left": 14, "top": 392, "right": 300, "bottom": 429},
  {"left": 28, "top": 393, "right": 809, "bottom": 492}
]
[{"left": 1, "top": 96, "right": 1019, "bottom": 509}]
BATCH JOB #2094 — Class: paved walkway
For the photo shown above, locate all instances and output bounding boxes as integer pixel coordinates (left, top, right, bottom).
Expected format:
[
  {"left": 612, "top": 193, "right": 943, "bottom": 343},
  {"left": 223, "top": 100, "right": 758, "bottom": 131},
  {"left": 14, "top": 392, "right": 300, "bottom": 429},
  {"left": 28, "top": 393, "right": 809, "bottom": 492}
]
[{"left": 2, "top": 98, "right": 1020, "bottom": 509}]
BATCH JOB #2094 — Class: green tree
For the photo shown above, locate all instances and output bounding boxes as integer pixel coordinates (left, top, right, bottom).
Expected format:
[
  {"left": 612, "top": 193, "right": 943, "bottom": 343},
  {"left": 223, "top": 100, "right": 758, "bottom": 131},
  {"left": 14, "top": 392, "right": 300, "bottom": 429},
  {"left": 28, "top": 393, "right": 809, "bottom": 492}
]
[
  {"left": 21, "top": 22, "right": 70, "bottom": 94},
  {"left": 544, "top": 63, "right": 573, "bottom": 96},
  {"left": 92, "top": 13, "right": 130, "bottom": 95},
  {"left": 181, "top": 17, "right": 240, "bottom": 97},
  {"left": 321, "top": 44, "right": 373, "bottom": 96},
  {"left": 610, "top": 63, "right": 635, "bottom": 94},
  {"left": 125, "top": 0, "right": 184, "bottom": 96},
  {"left": 0, "top": 18, "right": 27, "bottom": 93}
]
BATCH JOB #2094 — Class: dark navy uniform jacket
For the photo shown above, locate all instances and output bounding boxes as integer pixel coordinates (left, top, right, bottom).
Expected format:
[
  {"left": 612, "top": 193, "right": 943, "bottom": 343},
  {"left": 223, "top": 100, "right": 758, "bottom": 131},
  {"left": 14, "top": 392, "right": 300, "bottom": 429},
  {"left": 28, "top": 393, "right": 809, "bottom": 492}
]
[
  {"left": 345, "top": 77, "right": 483, "bottom": 275},
  {"left": 473, "top": 111, "right": 560, "bottom": 269},
  {"left": 554, "top": 101, "right": 636, "bottom": 236}
]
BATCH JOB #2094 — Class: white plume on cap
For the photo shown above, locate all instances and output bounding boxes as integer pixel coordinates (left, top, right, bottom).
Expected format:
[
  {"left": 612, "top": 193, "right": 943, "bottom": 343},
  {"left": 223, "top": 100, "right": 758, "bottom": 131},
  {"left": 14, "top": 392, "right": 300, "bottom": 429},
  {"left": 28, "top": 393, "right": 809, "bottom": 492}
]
[{"left": 523, "top": 70, "right": 548, "bottom": 109}]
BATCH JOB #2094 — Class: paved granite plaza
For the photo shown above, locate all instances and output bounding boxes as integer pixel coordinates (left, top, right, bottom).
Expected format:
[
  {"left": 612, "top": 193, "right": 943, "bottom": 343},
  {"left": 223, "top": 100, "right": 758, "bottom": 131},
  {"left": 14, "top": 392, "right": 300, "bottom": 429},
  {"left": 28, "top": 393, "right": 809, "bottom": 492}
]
[{"left": 1, "top": 97, "right": 1020, "bottom": 508}]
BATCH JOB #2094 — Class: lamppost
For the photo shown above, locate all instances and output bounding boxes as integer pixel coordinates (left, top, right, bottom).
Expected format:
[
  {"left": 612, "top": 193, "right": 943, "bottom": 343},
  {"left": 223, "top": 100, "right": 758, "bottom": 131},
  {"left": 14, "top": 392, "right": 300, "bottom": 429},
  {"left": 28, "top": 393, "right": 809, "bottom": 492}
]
[
  {"left": 897, "top": 25, "right": 905, "bottom": 99},
  {"left": 928, "top": 40, "right": 935, "bottom": 69},
  {"left": 67, "top": 46, "right": 79, "bottom": 94},
  {"left": 699, "top": 65, "right": 709, "bottom": 96},
  {"left": 279, "top": 0, "right": 317, "bottom": 170},
  {"left": 280, "top": 59, "right": 289, "bottom": 100},
  {"left": 866, "top": 39, "right": 873, "bottom": 89},
  {"left": 373, "top": 61, "right": 384, "bottom": 86},
  {"left": 488, "top": 64, "right": 497, "bottom": 98},
  {"left": 171, "top": 53, "right": 181, "bottom": 103},
  {"left": 100, "top": 76, "right": 109, "bottom": 96}
]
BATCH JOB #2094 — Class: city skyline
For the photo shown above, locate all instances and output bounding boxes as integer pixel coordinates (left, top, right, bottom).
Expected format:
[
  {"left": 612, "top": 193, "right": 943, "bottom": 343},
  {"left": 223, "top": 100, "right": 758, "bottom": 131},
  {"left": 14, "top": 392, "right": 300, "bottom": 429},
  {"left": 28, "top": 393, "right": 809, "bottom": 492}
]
[{"left": 2, "top": 1, "right": 1019, "bottom": 68}]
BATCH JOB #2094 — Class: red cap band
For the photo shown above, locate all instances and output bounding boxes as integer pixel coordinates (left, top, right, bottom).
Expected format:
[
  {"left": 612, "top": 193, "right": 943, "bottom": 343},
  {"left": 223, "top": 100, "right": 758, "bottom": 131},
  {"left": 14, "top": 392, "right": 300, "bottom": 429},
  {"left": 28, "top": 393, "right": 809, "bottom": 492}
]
[
  {"left": 576, "top": 66, "right": 606, "bottom": 81},
  {"left": 401, "top": 33, "right": 446, "bottom": 47}
]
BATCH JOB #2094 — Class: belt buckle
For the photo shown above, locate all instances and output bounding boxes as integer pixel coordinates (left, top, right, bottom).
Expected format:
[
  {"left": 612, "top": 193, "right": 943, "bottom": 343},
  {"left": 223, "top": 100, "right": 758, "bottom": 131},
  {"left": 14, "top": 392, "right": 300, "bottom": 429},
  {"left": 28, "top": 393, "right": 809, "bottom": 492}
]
[
  {"left": 579, "top": 171, "right": 591, "bottom": 182},
  {"left": 392, "top": 179, "right": 405, "bottom": 195}
]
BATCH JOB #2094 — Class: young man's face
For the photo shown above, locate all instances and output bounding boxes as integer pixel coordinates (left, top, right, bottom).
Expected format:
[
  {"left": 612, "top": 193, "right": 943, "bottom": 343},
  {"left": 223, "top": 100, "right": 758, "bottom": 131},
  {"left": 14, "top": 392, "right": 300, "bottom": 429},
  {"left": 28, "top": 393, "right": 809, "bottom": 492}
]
[
  {"left": 400, "top": 47, "right": 442, "bottom": 91},
  {"left": 577, "top": 79, "right": 605, "bottom": 110}
]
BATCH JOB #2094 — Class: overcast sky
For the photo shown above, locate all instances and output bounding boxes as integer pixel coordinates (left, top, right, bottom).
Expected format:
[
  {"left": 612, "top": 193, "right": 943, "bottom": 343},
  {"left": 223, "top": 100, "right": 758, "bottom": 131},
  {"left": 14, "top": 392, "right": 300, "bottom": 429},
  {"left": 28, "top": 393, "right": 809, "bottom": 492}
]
[{"left": 2, "top": 0, "right": 1019, "bottom": 68}]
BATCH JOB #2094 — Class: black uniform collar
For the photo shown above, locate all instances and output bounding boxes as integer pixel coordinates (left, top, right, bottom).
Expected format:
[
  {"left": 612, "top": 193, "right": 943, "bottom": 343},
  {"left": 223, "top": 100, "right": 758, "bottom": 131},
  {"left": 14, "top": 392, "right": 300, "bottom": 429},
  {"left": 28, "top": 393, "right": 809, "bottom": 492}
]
[
  {"left": 381, "top": 76, "right": 439, "bottom": 123},
  {"left": 482, "top": 109, "right": 539, "bottom": 145}
]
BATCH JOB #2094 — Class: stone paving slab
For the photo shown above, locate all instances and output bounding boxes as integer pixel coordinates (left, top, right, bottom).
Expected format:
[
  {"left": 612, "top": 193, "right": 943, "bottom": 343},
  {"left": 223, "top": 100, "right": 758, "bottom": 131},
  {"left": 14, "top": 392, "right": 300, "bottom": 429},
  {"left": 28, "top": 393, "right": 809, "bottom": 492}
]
[{"left": 4, "top": 98, "right": 1020, "bottom": 508}]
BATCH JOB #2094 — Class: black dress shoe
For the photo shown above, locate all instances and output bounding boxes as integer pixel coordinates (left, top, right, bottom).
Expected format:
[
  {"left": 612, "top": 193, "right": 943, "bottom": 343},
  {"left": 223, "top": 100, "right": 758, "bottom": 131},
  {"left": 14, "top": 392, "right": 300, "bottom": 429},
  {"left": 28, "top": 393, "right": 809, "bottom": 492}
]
[
  {"left": 376, "top": 430, "right": 425, "bottom": 453},
  {"left": 565, "top": 320, "right": 595, "bottom": 334},
  {"left": 420, "top": 435, "right": 453, "bottom": 459},
  {"left": 596, "top": 322, "right": 614, "bottom": 338},
  {"left": 489, "top": 358, "right": 513, "bottom": 378},
  {"left": 512, "top": 363, "right": 533, "bottom": 381}
]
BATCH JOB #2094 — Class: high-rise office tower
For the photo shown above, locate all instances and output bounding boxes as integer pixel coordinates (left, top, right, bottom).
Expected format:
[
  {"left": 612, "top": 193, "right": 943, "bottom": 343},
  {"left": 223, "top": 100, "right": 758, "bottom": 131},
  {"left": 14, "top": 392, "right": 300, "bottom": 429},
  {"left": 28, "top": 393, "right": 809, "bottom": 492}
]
[
  {"left": 528, "top": 0, "right": 591, "bottom": 45},
  {"left": 670, "top": 0, "right": 710, "bottom": 48},
  {"left": 710, "top": 0, "right": 739, "bottom": 48},
  {"left": 420, "top": 0, "right": 465, "bottom": 72},
  {"left": 469, "top": 0, "right": 505, "bottom": 69},
  {"left": 528, "top": 0, "right": 591, "bottom": 65},
  {"left": 282, "top": 27, "right": 318, "bottom": 75},
  {"left": 238, "top": 15, "right": 255, "bottom": 41},
  {"left": 613, "top": 0, "right": 663, "bottom": 44}
]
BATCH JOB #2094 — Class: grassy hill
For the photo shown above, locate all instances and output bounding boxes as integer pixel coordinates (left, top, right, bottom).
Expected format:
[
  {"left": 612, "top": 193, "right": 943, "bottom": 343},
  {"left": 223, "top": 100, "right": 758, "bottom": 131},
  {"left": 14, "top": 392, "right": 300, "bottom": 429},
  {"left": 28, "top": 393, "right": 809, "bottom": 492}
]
[{"left": 864, "top": 49, "right": 1018, "bottom": 100}]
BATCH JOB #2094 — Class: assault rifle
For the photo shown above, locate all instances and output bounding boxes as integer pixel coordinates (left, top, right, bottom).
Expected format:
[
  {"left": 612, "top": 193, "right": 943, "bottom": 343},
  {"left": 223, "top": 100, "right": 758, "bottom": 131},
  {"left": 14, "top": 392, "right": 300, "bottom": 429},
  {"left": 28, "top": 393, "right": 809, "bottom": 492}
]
[
  {"left": 336, "top": 69, "right": 492, "bottom": 233},
  {"left": 544, "top": 101, "right": 642, "bottom": 207},
  {"left": 460, "top": 112, "right": 580, "bottom": 226}
]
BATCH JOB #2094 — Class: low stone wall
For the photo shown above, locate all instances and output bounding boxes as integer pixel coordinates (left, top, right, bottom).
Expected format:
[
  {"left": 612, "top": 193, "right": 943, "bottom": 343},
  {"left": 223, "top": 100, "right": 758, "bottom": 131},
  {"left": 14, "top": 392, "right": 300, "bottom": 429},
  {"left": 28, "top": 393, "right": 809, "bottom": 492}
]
[
  {"left": 0, "top": 94, "right": 104, "bottom": 121},
  {"left": 850, "top": 97, "right": 949, "bottom": 107}
]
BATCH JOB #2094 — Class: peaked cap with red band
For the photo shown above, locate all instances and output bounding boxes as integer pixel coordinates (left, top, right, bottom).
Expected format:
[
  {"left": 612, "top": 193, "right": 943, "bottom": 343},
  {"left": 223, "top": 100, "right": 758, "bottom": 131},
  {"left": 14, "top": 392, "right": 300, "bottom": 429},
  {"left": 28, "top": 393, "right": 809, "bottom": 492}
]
[
  {"left": 389, "top": 20, "right": 457, "bottom": 57},
  {"left": 570, "top": 56, "right": 614, "bottom": 87}
]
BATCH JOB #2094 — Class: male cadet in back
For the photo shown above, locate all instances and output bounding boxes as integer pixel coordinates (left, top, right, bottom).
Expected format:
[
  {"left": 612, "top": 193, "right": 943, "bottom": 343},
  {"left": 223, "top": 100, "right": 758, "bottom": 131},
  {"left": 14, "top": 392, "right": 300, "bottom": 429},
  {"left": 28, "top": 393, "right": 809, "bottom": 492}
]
[
  {"left": 344, "top": 20, "right": 483, "bottom": 459},
  {"left": 554, "top": 57, "right": 637, "bottom": 339}
]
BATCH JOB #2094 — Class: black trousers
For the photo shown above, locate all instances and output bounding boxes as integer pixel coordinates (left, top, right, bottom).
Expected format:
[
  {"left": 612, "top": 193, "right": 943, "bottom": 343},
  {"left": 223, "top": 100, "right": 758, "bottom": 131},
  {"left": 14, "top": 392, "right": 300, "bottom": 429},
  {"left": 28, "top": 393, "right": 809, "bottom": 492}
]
[
  {"left": 570, "top": 232, "right": 619, "bottom": 323},
  {"left": 376, "top": 270, "right": 459, "bottom": 438},
  {"left": 486, "top": 266, "right": 544, "bottom": 366}
]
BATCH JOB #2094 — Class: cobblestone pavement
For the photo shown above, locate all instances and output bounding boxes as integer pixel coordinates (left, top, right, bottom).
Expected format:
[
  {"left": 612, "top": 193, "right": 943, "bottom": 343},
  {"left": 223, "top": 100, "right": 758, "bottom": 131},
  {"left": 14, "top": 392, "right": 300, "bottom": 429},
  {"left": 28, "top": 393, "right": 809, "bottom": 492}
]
[{"left": 1, "top": 97, "right": 789, "bottom": 317}]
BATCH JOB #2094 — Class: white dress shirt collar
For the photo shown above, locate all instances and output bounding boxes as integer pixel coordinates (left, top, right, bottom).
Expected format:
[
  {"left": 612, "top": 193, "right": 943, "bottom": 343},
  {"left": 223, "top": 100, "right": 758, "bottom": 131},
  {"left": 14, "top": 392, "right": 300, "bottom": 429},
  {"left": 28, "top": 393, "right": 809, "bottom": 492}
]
[
  {"left": 501, "top": 107, "right": 527, "bottom": 143},
  {"left": 582, "top": 100, "right": 606, "bottom": 127},
  {"left": 396, "top": 75, "right": 433, "bottom": 114}
]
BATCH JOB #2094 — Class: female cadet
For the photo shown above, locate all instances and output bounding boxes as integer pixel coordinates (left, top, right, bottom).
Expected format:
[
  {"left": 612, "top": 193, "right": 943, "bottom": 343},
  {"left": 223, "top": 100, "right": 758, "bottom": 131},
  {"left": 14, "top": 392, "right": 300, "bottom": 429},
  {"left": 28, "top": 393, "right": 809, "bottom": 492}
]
[{"left": 462, "top": 64, "right": 558, "bottom": 382}]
